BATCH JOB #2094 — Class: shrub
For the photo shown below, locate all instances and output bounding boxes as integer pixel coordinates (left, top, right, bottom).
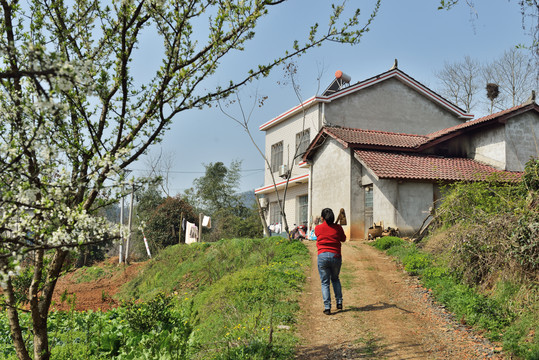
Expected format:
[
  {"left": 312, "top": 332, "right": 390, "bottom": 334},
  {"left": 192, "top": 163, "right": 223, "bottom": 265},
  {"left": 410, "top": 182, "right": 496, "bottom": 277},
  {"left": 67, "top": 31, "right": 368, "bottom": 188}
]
[
  {"left": 403, "top": 252, "right": 431, "bottom": 276},
  {"left": 372, "top": 236, "right": 404, "bottom": 250},
  {"left": 510, "top": 211, "right": 539, "bottom": 272}
]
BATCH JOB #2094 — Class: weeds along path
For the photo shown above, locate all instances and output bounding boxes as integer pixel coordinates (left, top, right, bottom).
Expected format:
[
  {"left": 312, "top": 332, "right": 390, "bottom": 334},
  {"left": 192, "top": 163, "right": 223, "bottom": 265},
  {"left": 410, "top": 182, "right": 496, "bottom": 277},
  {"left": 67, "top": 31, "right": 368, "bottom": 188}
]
[{"left": 295, "top": 240, "right": 504, "bottom": 360}]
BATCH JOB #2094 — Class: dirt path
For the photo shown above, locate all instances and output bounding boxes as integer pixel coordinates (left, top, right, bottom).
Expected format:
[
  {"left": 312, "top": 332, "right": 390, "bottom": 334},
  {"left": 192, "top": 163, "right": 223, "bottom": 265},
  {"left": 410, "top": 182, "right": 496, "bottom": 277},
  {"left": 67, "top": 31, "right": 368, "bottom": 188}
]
[{"left": 295, "top": 240, "right": 504, "bottom": 359}]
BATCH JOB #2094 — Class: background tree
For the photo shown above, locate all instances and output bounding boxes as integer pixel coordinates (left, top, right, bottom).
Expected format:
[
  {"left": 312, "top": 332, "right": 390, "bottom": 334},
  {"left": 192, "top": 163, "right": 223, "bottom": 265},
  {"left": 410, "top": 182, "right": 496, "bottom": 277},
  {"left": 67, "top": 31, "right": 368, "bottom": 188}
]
[
  {"left": 144, "top": 195, "right": 197, "bottom": 253},
  {"left": 435, "top": 56, "right": 481, "bottom": 113},
  {"left": 192, "top": 161, "right": 243, "bottom": 215},
  {"left": 186, "top": 161, "right": 262, "bottom": 241},
  {"left": 487, "top": 47, "right": 536, "bottom": 107},
  {"left": 435, "top": 49, "right": 537, "bottom": 114},
  {"left": 0, "top": 1, "right": 378, "bottom": 359}
]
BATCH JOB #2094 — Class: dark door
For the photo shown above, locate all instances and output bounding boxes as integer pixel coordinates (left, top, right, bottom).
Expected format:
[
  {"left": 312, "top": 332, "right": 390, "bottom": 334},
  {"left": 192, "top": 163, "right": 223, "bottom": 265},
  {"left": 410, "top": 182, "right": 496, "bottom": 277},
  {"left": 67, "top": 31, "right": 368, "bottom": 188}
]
[{"left": 364, "top": 185, "right": 373, "bottom": 237}]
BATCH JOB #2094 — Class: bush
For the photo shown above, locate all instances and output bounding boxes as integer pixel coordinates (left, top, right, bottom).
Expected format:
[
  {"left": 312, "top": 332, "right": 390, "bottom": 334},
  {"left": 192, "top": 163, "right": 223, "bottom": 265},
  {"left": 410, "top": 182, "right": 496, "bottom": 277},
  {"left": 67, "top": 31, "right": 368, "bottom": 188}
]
[
  {"left": 511, "top": 211, "right": 539, "bottom": 272},
  {"left": 372, "top": 236, "right": 404, "bottom": 250},
  {"left": 403, "top": 252, "right": 431, "bottom": 276}
]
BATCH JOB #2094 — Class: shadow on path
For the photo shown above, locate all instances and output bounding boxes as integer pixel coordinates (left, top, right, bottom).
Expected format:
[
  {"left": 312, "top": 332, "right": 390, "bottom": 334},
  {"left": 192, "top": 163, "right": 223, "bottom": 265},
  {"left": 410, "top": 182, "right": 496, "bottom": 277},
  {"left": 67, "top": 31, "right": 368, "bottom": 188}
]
[
  {"left": 342, "top": 301, "right": 414, "bottom": 314},
  {"left": 295, "top": 338, "right": 431, "bottom": 360}
]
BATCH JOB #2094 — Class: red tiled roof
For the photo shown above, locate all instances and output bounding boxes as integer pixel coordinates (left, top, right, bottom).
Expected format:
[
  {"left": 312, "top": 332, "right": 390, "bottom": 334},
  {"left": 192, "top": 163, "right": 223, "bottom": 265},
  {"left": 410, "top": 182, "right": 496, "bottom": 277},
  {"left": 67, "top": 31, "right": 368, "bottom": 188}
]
[
  {"left": 354, "top": 150, "right": 522, "bottom": 181},
  {"left": 425, "top": 102, "right": 539, "bottom": 142},
  {"left": 324, "top": 127, "right": 427, "bottom": 149}
]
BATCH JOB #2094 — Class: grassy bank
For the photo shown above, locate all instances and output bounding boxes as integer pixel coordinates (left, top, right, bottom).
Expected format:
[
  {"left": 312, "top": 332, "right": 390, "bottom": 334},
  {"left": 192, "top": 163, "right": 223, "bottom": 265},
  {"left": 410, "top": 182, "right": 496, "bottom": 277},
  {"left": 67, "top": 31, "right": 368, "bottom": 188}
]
[
  {"left": 371, "top": 236, "right": 538, "bottom": 359},
  {"left": 0, "top": 237, "right": 309, "bottom": 359}
]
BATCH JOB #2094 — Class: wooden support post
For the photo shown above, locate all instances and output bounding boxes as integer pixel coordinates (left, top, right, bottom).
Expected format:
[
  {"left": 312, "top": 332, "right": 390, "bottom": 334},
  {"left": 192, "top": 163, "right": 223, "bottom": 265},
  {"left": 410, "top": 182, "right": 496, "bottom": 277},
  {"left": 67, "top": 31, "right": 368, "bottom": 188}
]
[
  {"left": 179, "top": 212, "right": 184, "bottom": 244},
  {"left": 198, "top": 213, "right": 203, "bottom": 242}
]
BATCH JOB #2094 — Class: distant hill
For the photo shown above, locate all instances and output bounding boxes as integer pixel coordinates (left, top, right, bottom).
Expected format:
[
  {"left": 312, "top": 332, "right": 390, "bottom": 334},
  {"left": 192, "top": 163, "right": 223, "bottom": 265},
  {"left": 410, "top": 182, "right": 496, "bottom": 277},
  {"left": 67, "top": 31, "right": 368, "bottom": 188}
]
[{"left": 238, "top": 190, "right": 256, "bottom": 208}]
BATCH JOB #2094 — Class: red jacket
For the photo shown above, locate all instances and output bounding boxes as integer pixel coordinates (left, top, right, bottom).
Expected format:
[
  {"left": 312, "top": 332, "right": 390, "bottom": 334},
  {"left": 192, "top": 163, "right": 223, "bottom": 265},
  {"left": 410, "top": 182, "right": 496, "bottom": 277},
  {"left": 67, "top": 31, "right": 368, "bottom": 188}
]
[{"left": 315, "top": 221, "right": 346, "bottom": 255}]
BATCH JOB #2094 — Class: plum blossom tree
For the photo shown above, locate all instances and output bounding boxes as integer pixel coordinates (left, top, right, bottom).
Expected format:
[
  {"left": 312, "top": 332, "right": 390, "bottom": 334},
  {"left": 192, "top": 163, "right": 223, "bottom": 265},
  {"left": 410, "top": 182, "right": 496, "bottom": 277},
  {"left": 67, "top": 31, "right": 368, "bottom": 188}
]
[{"left": 0, "top": 0, "right": 379, "bottom": 359}]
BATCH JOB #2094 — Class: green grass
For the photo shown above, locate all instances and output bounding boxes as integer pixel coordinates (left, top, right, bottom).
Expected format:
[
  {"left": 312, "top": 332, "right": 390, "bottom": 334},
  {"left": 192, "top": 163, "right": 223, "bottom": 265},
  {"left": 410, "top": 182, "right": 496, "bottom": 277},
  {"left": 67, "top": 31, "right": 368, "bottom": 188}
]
[
  {"left": 0, "top": 237, "right": 310, "bottom": 360},
  {"left": 72, "top": 265, "right": 117, "bottom": 283},
  {"left": 340, "top": 263, "right": 355, "bottom": 289}
]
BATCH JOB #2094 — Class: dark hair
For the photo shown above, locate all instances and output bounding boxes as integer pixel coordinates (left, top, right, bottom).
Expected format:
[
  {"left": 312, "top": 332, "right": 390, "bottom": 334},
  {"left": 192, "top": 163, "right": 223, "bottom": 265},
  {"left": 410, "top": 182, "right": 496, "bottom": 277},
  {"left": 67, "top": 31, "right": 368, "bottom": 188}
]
[{"left": 321, "top": 208, "right": 335, "bottom": 225}]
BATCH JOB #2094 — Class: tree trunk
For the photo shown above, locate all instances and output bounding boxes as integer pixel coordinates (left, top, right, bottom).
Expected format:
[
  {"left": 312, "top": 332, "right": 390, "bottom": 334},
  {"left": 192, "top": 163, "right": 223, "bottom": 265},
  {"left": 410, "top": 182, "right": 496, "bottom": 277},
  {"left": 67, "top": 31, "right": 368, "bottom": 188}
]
[
  {"left": 4, "top": 278, "right": 31, "bottom": 360},
  {"left": 28, "top": 249, "right": 48, "bottom": 360},
  {"left": 26, "top": 248, "right": 68, "bottom": 360}
]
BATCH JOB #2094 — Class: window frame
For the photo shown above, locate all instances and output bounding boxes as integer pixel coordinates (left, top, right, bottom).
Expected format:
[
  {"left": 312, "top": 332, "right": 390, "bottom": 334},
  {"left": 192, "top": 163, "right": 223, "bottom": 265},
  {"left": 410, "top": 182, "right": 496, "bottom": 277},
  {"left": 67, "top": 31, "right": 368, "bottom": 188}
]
[
  {"left": 271, "top": 141, "right": 284, "bottom": 172},
  {"left": 269, "top": 201, "right": 282, "bottom": 225},
  {"left": 295, "top": 129, "right": 310, "bottom": 164},
  {"left": 297, "top": 195, "right": 308, "bottom": 226}
]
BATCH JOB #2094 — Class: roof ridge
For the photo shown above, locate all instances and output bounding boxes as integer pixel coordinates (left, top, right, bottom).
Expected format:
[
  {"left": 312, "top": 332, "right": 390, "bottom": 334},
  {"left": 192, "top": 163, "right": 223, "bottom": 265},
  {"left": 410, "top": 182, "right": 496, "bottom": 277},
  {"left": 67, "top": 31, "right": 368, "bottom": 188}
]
[{"left": 325, "top": 126, "right": 428, "bottom": 138}]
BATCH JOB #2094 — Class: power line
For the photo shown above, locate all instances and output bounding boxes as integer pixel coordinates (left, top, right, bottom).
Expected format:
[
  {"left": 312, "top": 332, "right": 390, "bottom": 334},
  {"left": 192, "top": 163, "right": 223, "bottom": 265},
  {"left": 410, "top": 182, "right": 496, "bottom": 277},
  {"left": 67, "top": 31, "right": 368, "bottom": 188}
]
[{"left": 130, "top": 168, "right": 264, "bottom": 174}]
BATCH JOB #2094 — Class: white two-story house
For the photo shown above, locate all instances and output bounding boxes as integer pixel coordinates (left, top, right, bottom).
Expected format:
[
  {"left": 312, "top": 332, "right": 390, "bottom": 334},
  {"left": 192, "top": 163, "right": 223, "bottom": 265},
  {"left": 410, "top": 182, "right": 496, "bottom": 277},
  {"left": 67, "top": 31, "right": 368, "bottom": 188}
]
[{"left": 255, "top": 63, "right": 537, "bottom": 239}]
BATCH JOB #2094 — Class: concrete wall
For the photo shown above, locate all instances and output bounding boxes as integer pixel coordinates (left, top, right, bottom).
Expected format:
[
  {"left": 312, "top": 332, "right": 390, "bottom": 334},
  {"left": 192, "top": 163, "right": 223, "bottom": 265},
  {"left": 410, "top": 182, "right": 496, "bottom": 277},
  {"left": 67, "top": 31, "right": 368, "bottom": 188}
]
[
  {"left": 310, "top": 139, "right": 353, "bottom": 239},
  {"left": 369, "top": 176, "right": 434, "bottom": 236},
  {"left": 323, "top": 78, "right": 464, "bottom": 134},
  {"left": 505, "top": 112, "right": 539, "bottom": 171},
  {"left": 395, "top": 182, "right": 434, "bottom": 235},
  {"left": 263, "top": 105, "right": 320, "bottom": 185},
  {"left": 372, "top": 178, "right": 398, "bottom": 229},
  {"left": 349, "top": 154, "right": 364, "bottom": 240},
  {"left": 467, "top": 125, "right": 506, "bottom": 169}
]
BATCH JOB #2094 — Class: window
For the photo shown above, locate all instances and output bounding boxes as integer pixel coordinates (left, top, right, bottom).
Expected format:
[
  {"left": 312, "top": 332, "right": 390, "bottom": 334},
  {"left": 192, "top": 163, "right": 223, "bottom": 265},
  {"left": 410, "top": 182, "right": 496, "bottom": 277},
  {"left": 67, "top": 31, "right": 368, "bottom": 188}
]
[
  {"left": 271, "top": 141, "right": 283, "bottom": 172},
  {"left": 295, "top": 129, "right": 310, "bottom": 164},
  {"left": 297, "top": 195, "right": 308, "bottom": 225},
  {"left": 364, "top": 185, "right": 373, "bottom": 209},
  {"left": 269, "top": 201, "right": 281, "bottom": 225}
]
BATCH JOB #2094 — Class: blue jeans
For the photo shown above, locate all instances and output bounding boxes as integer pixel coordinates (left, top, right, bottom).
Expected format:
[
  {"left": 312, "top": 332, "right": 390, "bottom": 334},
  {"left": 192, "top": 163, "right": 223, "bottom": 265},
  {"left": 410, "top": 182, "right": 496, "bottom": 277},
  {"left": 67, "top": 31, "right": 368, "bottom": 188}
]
[{"left": 317, "top": 251, "right": 343, "bottom": 310}]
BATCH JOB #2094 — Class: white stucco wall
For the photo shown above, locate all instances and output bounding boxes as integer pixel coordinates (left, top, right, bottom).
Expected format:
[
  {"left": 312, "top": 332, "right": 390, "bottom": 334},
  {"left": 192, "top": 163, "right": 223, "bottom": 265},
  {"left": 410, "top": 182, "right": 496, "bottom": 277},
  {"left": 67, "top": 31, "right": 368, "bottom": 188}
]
[
  {"left": 310, "top": 139, "right": 352, "bottom": 238},
  {"left": 263, "top": 105, "right": 320, "bottom": 185},
  {"left": 323, "top": 78, "right": 464, "bottom": 134}
]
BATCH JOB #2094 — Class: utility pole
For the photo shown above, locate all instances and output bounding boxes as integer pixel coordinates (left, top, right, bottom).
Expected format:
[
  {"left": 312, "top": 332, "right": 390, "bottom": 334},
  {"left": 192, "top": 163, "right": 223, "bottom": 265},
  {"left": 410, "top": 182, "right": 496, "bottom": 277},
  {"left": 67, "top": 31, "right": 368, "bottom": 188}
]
[
  {"left": 125, "top": 182, "right": 135, "bottom": 264},
  {"left": 119, "top": 184, "right": 124, "bottom": 264}
]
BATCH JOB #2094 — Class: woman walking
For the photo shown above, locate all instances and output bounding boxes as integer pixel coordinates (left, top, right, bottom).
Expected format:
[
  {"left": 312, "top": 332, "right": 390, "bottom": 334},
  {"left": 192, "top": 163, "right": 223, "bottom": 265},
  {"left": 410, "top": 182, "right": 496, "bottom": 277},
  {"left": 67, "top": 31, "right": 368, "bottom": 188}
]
[{"left": 315, "top": 208, "right": 346, "bottom": 315}]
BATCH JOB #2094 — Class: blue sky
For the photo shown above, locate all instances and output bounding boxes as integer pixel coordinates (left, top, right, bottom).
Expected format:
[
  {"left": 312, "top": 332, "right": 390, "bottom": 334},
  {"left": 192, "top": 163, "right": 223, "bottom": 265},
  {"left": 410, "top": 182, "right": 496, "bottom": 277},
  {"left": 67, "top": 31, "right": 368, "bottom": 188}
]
[{"left": 134, "top": 0, "right": 531, "bottom": 195}]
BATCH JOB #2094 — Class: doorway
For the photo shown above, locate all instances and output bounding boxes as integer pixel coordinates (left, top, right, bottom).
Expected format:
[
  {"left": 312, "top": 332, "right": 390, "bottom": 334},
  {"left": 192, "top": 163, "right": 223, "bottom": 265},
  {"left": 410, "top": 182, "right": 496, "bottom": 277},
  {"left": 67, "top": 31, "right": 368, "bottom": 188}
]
[{"left": 364, "top": 185, "right": 373, "bottom": 237}]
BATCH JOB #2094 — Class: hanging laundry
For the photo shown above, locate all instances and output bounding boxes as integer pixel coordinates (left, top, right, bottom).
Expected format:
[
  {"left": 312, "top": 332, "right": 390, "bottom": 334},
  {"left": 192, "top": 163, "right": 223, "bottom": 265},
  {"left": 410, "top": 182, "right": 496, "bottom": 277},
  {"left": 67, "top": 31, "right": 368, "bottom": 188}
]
[
  {"left": 202, "top": 215, "right": 211, "bottom": 228},
  {"left": 185, "top": 221, "right": 198, "bottom": 244}
]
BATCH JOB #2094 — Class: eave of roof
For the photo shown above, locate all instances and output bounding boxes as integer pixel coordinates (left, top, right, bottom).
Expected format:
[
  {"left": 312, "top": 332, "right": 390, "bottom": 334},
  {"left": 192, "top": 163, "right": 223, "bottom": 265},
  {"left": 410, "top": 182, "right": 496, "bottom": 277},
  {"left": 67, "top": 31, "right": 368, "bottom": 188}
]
[
  {"left": 422, "top": 101, "right": 539, "bottom": 148},
  {"left": 354, "top": 150, "right": 522, "bottom": 182},
  {"left": 259, "top": 68, "right": 473, "bottom": 131},
  {"left": 254, "top": 173, "right": 309, "bottom": 195}
]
